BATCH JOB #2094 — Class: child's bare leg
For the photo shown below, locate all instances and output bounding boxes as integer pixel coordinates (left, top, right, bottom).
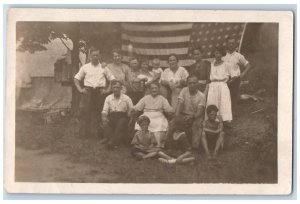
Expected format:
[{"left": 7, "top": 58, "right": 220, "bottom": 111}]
[
  {"left": 134, "top": 152, "right": 146, "bottom": 160},
  {"left": 201, "top": 131, "right": 211, "bottom": 158},
  {"left": 176, "top": 151, "right": 195, "bottom": 164},
  {"left": 180, "top": 157, "right": 195, "bottom": 164},
  {"left": 176, "top": 151, "right": 192, "bottom": 163},
  {"left": 142, "top": 151, "right": 158, "bottom": 159},
  {"left": 213, "top": 132, "right": 225, "bottom": 157},
  {"left": 153, "top": 132, "right": 161, "bottom": 147},
  {"left": 158, "top": 151, "right": 174, "bottom": 160}
]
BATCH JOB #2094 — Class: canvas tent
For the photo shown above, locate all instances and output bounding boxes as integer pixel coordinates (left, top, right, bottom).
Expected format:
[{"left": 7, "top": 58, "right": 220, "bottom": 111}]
[{"left": 16, "top": 38, "right": 73, "bottom": 111}]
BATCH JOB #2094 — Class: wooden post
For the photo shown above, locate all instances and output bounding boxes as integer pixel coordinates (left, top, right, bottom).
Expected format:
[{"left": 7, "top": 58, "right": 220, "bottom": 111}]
[{"left": 69, "top": 23, "right": 80, "bottom": 112}]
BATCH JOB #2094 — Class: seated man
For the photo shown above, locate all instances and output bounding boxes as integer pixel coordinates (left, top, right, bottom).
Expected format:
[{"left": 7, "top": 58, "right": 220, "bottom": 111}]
[
  {"left": 168, "top": 75, "right": 206, "bottom": 150},
  {"left": 201, "top": 105, "right": 225, "bottom": 159},
  {"left": 158, "top": 116, "right": 195, "bottom": 165},
  {"left": 102, "top": 80, "right": 133, "bottom": 150}
]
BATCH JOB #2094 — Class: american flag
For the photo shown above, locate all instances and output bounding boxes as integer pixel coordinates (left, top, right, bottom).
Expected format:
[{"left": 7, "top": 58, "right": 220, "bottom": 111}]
[{"left": 121, "top": 22, "right": 246, "bottom": 67}]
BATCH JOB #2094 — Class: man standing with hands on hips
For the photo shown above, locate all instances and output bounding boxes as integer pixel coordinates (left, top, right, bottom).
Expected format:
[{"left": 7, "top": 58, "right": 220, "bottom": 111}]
[
  {"left": 223, "top": 37, "right": 251, "bottom": 117},
  {"left": 74, "top": 47, "right": 115, "bottom": 138}
]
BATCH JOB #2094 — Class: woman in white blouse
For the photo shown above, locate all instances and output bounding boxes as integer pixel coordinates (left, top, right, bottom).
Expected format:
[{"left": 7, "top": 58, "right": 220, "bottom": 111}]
[
  {"left": 160, "top": 54, "right": 189, "bottom": 110},
  {"left": 206, "top": 47, "right": 232, "bottom": 123}
]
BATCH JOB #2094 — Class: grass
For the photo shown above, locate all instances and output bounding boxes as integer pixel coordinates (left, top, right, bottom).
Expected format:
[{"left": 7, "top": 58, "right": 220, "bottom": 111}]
[{"left": 15, "top": 94, "right": 277, "bottom": 183}]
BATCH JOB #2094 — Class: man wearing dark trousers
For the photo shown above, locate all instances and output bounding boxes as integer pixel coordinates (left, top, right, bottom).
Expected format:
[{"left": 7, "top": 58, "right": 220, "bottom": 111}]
[
  {"left": 223, "top": 37, "right": 251, "bottom": 116},
  {"left": 74, "top": 48, "right": 115, "bottom": 138},
  {"left": 102, "top": 80, "right": 133, "bottom": 150}
]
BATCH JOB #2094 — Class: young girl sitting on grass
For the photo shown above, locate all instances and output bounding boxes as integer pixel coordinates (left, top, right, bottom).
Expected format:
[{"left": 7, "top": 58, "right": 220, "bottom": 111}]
[
  {"left": 201, "top": 105, "right": 225, "bottom": 159},
  {"left": 131, "top": 115, "right": 160, "bottom": 160}
]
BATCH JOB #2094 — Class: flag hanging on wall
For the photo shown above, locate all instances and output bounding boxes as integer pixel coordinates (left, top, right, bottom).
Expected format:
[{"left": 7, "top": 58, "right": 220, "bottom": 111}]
[{"left": 121, "top": 22, "right": 246, "bottom": 67}]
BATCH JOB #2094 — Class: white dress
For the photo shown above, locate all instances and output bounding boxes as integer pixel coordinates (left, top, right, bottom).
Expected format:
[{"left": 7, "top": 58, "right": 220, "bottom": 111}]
[
  {"left": 206, "top": 61, "right": 232, "bottom": 121},
  {"left": 133, "top": 95, "right": 173, "bottom": 132}
]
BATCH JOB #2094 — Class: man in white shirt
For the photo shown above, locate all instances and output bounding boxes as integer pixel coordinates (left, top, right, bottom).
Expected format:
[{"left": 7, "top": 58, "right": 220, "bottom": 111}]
[
  {"left": 102, "top": 80, "right": 133, "bottom": 150},
  {"left": 223, "top": 37, "right": 251, "bottom": 115},
  {"left": 74, "top": 48, "right": 115, "bottom": 138}
]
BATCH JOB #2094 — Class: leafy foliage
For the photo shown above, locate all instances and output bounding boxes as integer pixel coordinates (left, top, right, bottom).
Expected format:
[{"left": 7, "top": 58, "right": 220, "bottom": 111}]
[{"left": 16, "top": 22, "right": 121, "bottom": 55}]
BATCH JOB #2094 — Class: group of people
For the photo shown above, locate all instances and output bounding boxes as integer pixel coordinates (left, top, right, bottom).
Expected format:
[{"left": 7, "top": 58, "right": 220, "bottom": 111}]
[{"left": 73, "top": 37, "right": 251, "bottom": 163}]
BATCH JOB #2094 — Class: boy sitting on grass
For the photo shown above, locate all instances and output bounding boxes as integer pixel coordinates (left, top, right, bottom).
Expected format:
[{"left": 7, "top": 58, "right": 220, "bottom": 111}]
[
  {"left": 201, "top": 105, "right": 225, "bottom": 159},
  {"left": 131, "top": 115, "right": 160, "bottom": 160},
  {"left": 157, "top": 116, "right": 195, "bottom": 165}
]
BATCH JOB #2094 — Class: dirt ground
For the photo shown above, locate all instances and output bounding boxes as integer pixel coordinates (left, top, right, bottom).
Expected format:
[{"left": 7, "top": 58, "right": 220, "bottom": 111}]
[{"left": 15, "top": 92, "right": 277, "bottom": 183}]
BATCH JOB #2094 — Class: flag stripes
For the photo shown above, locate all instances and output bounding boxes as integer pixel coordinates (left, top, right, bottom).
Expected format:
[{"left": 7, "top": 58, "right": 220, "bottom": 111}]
[{"left": 121, "top": 22, "right": 246, "bottom": 68}]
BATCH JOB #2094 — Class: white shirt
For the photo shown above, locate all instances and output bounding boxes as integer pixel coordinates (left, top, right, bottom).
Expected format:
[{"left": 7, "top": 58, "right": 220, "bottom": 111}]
[
  {"left": 137, "top": 73, "right": 153, "bottom": 82},
  {"left": 102, "top": 93, "right": 133, "bottom": 114},
  {"left": 74, "top": 62, "right": 115, "bottom": 88},
  {"left": 222, "top": 51, "right": 249, "bottom": 77},
  {"left": 151, "top": 68, "right": 163, "bottom": 76},
  {"left": 160, "top": 66, "right": 189, "bottom": 83},
  {"left": 210, "top": 61, "right": 231, "bottom": 81}
]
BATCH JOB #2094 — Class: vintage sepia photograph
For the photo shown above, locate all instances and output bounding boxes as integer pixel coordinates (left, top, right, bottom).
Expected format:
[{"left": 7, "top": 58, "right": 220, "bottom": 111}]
[{"left": 5, "top": 9, "right": 293, "bottom": 194}]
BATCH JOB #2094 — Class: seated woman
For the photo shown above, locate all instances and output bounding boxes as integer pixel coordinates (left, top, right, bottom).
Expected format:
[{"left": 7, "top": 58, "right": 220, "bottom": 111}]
[
  {"left": 158, "top": 116, "right": 195, "bottom": 165},
  {"left": 131, "top": 115, "right": 160, "bottom": 160},
  {"left": 132, "top": 81, "right": 174, "bottom": 148},
  {"left": 201, "top": 105, "right": 225, "bottom": 159}
]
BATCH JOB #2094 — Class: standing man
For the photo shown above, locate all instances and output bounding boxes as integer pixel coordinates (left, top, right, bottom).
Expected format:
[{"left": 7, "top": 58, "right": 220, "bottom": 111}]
[
  {"left": 102, "top": 80, "right": 133, "bottom": 150},
  {"left": 74, "top": 47, "right": 115, "bottom": 139},
  {"left": 188, "top": 48, "right": 211, "bottom": 93},
  {"left": 223, "top": 37, "right": 251, "bottom": 115}
]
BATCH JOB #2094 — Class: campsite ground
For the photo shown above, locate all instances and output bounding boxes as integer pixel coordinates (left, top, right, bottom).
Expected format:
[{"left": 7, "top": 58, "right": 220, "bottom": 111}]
[
  {"left": 15, "top": 44, "right": 278, "bottom": 183},
  {"left": 15, "top": 93, "right": 277, "bottom": 183}
]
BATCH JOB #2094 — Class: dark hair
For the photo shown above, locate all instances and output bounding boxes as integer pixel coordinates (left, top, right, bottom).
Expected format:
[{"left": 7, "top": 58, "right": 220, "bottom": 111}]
[
  {"left": 129, "top": 56, "right": 139, "bottom": 62},
  {"left": 112, "top": 48, "right": 122, "bottom": 55},
  {"left": 211, "top": 46, "right": 226, "bottom": 57},
  {"left": 148, "top": 81, "right": 160, "bottom": 88},
  {"left": 140, "top": 57, "right": 149, "bottom": 65},
  {"left": 137, "top": 115, "right": 151, "bottom": 126},
  {"left": 187, "top": 74, "right": 198, "bottom": 82},
  {"left": 90, "top": 47, "right": 100, "bottom": 53},
  {"left": 206, "top": 105, "right": 219, "bottom": 114},
  {"left": 111, "top": 80, "right": 122, "bottom": 87},
  {"left": 168, "top": 53, "right": 178, "bottom": 62}
]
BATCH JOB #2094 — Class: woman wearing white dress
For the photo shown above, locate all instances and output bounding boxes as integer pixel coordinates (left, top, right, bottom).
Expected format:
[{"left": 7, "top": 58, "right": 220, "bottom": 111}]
[
  {"left": 206, "top": 47, "right": 232, "bottom": 123},
  {"left": 133, "top": 82, "right": 174, "bottom": 148},
  {"left": 160, "top": 54, "right": 189, "bottom": 110}
]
